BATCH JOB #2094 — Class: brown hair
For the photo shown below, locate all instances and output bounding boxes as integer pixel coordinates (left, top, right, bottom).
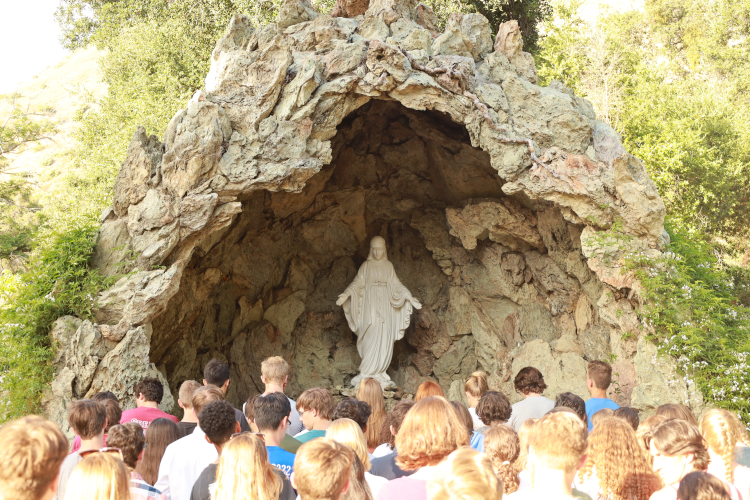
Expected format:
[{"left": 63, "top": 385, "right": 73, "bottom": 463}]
[
  {"left": 554, "top": 392, "right": 587, "bottom": 425},
  {"left": 191, "top": 385, "right": 225, "bottom": 417},
  {"left": 464, "top": 371, "right": 489, "bottom": 399},
  {"left": 484, "top": 424, "right": 520, "bottom": 494},
  {"left": 700, "top": 409, "right": 737, "bottom": 483},
  {"left": 415, "top": 381, "right": 444, "bottom": 401},
  {"left": 261, "top": 356, "right": 292, "bottom": 385},
  {"left": 379, "top": 399, "right": 415, "bottom": 450},
  {"left": 516, "top": 418, "right": 538, "bottom": 471},
  {"left": 395, "top": 396, "right": 469, "bottom": 471},
  {"left": 587, "top": 360, "right": 613, "bottom": 390},
  {"left": 106, "top": 423, "right": 145, "bottom": 469},
  {"left": 476, "top": 391, "right": 511, "bottom": 425},
  {"left": 357, "top": 378, "right": 386, "bottom": 449},
  {"left": 529, "top": 412, "right": 588, "bottom": 474},
  {"left": 450, "top": 401, "right": 474, "bottom": 438},
  {"left": 656, "top": 404, "right": 698, "bottom": 426},
  {"left": 294, "top": 438, "right": 353, "bottom": 500},
  {"left": 591, "top": 408, "right": 615, "bottom": 427},
  {"left": 646, "top": 419, "right": 710, "bottom": 471},
  {"left": 577, "top": 417, "right": 660, "bottom": 500},
  {"left": 244, "top": 394, "right": 259, "bottom": 422},
  {"left": 426, "top": 447, "right": 503, "bottom": 500},
  {"left": 677, "top": 471, "right": 730, "bottom": 500},
  {"left": 103, "top": 399, "right": 123, "bottom": 434},
  {"left": 0, "top": 416, "right": 68, "bottom": 500},
  {"left": 636, "top": 415, "right": 668, "bottom": 469},
  {"left": 68, "top": 399, "right": 107, "bottom": 439},
  {"left": 514, "top": 367, "right": 547, "bottom": 395},
  {"left": 178, "top": 380, "right": 201, "bottom": 409},
  {"left": 65, "top": 452, "right": 130, "bottom": 500},
  {"left": 134, "top": 377, "right": 164, "bottom": 404},
  {"left": 136, "top": 418, "right": 180, "bottom": 485},
  {"left": 333, "top": 398, "right": 371, "bottom": 431},
  {"left": 341, "top": 453, "right": 373, "bottom": 500},
  {"left": 614, "top": 407, "right": 640, "bottom": 431},
  {"left": 297, "top": 387, "right": 334, "bottom": 420}
]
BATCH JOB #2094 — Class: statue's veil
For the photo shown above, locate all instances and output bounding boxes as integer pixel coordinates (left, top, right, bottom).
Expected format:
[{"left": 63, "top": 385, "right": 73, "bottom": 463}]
[{"left": 367, "top": 236, "right": 388, "bottom": 261}]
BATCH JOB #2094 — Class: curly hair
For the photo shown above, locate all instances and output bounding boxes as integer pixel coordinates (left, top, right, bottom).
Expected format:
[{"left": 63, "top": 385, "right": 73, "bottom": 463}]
[
  {"left": 578, "top": 417, "right": 660, "bottom": 500},
  {"left": 484, "top": 424, "right": 520, "bottom": 494},
  {"left": 134, "top": 378, "right": 164, "bottom": 404},
  {"left": 333, "top": 398, "right": 372, "bottom": 431},
  {"left": 476, "top": 391, "right": 511, "bottom": 425},
  {"left": 514, "top": 367, "right": 547, "bottom": 395},
  {"left": 700, "top": 409, "right": 737, "bottom": 483},
  {"left": 105, "top": 423, "right": 145, "bottom": 469},
  {"left": 199, "top": 400, "right": 238, "bottom": 446}
]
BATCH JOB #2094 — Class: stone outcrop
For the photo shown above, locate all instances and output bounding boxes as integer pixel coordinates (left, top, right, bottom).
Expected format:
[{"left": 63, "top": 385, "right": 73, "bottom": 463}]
[{"left": 45, "top": 0, "right": 690, "bottom": 431}]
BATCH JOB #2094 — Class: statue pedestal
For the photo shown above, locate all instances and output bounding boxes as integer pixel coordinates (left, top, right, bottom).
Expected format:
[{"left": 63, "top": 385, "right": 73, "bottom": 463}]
[
  {"left": 333, "top": 384, "right": 406, "bottom": 411},
  {"left": 351, "top": 372, "right": 396, "bottom": 391}
]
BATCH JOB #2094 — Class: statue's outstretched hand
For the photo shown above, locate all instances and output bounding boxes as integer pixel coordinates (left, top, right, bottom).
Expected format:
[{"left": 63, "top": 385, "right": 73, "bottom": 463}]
[
  {"left": 409, "top": 297, "right": 422, "bottom": 310},
  {"left": 336, "top": 293, "right": 349, "bottom": 307}
]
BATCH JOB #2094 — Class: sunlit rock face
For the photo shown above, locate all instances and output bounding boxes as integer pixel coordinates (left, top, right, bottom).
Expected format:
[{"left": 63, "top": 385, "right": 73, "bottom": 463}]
[{"left": 44, "top": 0, "right": 703, "bottom": 435}]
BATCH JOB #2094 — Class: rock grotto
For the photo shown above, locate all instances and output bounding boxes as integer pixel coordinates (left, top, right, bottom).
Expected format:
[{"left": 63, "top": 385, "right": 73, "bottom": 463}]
[{"left": 42, "top": 0, "right": 704, "bottom": 437}]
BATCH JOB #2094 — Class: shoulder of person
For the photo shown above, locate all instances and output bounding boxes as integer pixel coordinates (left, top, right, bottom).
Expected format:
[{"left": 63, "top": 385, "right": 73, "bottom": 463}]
[{"left": 572, "top": 487, "right": 594, "bottom": 500}]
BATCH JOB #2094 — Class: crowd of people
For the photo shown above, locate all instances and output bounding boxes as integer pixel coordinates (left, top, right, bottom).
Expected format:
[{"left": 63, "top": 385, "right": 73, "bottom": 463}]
[{"left": 1, "top": 355, "right": 749, "bottom": 500}]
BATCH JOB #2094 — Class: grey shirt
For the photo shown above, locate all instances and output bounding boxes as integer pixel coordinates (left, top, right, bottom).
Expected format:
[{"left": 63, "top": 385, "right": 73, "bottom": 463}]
[
  {"left": 55, "top": 452, "right": 82, "bottom": 500},
  {"left": 508, "top": 396, "right": 555, "bottom": 432}
]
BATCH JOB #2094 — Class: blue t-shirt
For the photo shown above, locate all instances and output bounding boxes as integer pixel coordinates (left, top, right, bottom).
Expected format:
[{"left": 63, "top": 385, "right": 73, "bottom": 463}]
[
  {"left": 585, "top": 398, "right": 619, "bottom": 431},
  {"left": 267, "top": 446, "right": 295, "bottom": 479},
  {"left": 470, "top": 431, "right": 485, "bottom": 452}
]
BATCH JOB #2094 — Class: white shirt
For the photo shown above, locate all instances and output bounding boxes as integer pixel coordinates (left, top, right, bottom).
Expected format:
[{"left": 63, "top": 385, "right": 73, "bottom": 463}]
[
  {"left": 372, "top": 443, "right": 393, "bottom": 458},
  {"left": 365, "top": 471, "right": 388, "bottom": 497},
  {"left": 469, "top": 407, "right": 483, "bottom": 431},
  {"left": 155, "top": 426, "right": 218, "bottom": 500}
]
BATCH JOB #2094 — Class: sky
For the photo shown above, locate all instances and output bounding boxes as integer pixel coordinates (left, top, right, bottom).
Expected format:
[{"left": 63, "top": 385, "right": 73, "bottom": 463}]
[{"left": 0, "top": 0, "right": 69, "bottom": 93}]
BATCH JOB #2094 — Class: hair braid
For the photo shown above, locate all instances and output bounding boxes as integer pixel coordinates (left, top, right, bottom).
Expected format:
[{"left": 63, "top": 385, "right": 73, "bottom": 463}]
[{"left": 700, "top": 409, "right": 738, "bottom": 484}]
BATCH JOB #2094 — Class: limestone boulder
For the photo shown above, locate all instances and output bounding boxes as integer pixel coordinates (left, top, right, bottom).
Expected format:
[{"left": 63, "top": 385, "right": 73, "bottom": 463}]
[
  {"left": 113, "top": 127, "right": 162, "bottom": 217},
  {"left": 277, "top": 0, "right": 319, "bottom": 30},
  {"left": 446, "top": 199, "right": 544, "bottom": 251},
  {"left": 493, "top": 20, "right": 538, "bottom": 84}
]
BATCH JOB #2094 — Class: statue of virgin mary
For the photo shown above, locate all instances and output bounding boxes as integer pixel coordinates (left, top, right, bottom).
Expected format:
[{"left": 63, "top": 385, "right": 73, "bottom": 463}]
[{"left": 337, "top": 237, "right": 421, "bottom": 389}]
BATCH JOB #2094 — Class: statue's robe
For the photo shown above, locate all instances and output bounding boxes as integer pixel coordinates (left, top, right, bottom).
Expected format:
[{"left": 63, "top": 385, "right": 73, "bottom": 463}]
[{"left": 342, "top": 259, "right": 413, "bottom": 377}]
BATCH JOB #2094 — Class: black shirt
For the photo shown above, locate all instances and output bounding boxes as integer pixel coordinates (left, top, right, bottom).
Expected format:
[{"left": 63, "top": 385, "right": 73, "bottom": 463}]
[
  {"left": 176, "top": 421, "right": 197, "bottom": 438},
  {"left": 189, "top": 463, "right": 296, "bottom": 500}
]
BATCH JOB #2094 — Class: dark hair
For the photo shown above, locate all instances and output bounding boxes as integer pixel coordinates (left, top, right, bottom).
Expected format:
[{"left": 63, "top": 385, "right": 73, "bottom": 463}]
[
  {"left": 614, "top": 407, "right": 639, "bottom": 431},
  {"left": 548, "top": 406, "right": 581, "bottom": 418},
  {"left": 333, "top": 398, "right": 372, "bottom": 431},
  {"left": 103, "top": 399, "right": 123, "bottom": 434},
  {"left": 514, "top": 367, "right": 548, "bottom": 395},
  {"left": 204, "top": 358, "right": 231, "bottom": 387},
  {"left": 587, "top": 360, "right": 613, "bottom": 390},
  {"left": 450, "top": 401, "right": 474, "bottom": 437},
  {"left": 68, "top": 400, "right": 107, "bottom": 439},
  {"left": 91, "top": 391, "right": 118, "bottom": 403},
  {"left": 554, "top": 392, "right": 587, "bottom": 425},
  {"left": 677, "top": 471, "right": 730, "bottom": 500},
  {"left": 244, "top": 394, "right": 260, "bottom": 421},
  {"left": 379, "top": 400, "right": 415, "bottom": 449},
  {"left": 254, "top": 392, "right": 291, "bottom": 432},
  {"left": 647, "top": 419, "right": 710, "bottom": 471},
  {"left": 477, "top": 391, "right": 512, "bottom": 425},
  {"left": 134, "top": 377, "right": 164, "bottom": 404},
  {"left": 136, "top": 418, "right": 180, "bottom": 485},
  {"left": 341, "top": 452, "right": 372, "bottom": 500},
  {"left": 199, "top": 400, "right": 238, "bottom": 447},
  {"left": 106, "top": 423, "right": 145, "bottom": 469}
]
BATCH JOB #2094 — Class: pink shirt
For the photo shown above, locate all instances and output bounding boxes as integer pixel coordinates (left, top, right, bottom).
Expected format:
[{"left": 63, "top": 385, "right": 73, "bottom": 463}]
[
  {"left": 70, "top": 434, "right": 107, "bottom": 454},
  {"left": 376, "top": 477, "right": 427, "bottom": 500},
  {"left": 120, "top": 407, "right": 179, "bottom": 430}
]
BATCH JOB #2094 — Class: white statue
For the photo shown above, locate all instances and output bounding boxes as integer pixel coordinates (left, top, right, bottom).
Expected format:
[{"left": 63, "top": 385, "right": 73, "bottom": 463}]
[{"left": 337, "top": 237, "right": 422, "bottom": 389}]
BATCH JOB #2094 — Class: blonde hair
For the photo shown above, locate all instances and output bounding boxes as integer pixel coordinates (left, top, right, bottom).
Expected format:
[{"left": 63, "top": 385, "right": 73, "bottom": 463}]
[
  {"left": 636, "top": 415, "right": 668, "bottom": 469},
  {"left": 426, "top": 447, "right": 503, "bottom": 500},
  {"left": 294, "top": 439, "right": 354, "bottom": 500},
  {"left": 484, "top": 424, "right": 520, "bottom": 494},
  {"left": 326, "top": 418, "right": 371, "bottom": 470},
  {"left": 357, "top": 378, "right": 386, "bottom": 449},
  {"left": 529, "top": 412, "right": 587, "bottom": 474},
  {"left": 516, "top": 418, "right": 538, "bottom": 471},
  {"left": 720, "top": 409, "right": 750, "bottom": 446},
  {"left": 0, "top": 416, "right": 68, "bottom": 500},
  {"left": 191, "top": 385, "right": 224, "bottom": 416},
  {"left": 64, "top": 453, "right": 131, "bottom": 500},
  {"left": 656, "top": 404, "right": 698, "bottom": 426},
  {"left": 591, "top": 408, "right": 615, "bottom": 428},
  {"left": 213, "top": 433, "right": 281, "bottom": 500},
  {"left": 395, "top": 396, "right": 469, "bottom": 471},
  {"left": 578, "top": 417, "right": 660, "bottom": 500},
  {"left": 261, "top": 356, "right": 292, "bottom": 385},
  {"left": 464, "top": 371, "right": 489, "bottom": 399},
  {"left": 415, "top": 381, "right": 444, "bottom": 401},
  {"left": 700, "top": 409, "right": 737, "bottom": 483},
  {"left": 178, "top": 380, "right": 201, "bottom": 408}
]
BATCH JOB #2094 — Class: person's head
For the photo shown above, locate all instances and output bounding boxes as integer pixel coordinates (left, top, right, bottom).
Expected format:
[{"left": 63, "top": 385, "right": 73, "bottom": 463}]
[
  {"left": 0, "top": 416, "right": 68, "bottom": 500},
  {"left": 514, "top": 367, "right": 547, "bottom": 396},
  {"left": 200, "top": 400, "right": 241, "bottom": 449},
  {"left": 254, "top": 392, "right": 292, "bottom": 433},
  {"left": 395, "top": 396, "right": 469, "bottom": 471},
  {"left": 476, "top": 391, "right": 511, "bottom": 426},
  {"left": 204, "top": 358, "right": 231, "bottom": 392},
  {"left": 244, "top": 394, "right": 260, "bottom": 432},
  {"left": 178, "top": 380, "right": 201, "bottom": 410},
  {"left": 677, "top": 471, "right": 731, "bottom": 500},
  {"left": 293, "top": 438, "right": 353, "bottom": 500},
  {"left": 368, "top": 236, "right": 387, "bottom": 261},
  {"left": 614, "top": 407, "right": 640, "bottom": 431},
  {"left": 260, "top": 356, "right": 291, "bottom": 387},
  {"left": 426, "top": 447, "right": 503, "bottom": 500},
  {"left": 191, "top": 385, "right": 225, "bottom": 418},
  {"left": 379, "top": 399, "right": 415, "bottom": 449},
  {"left": 105, "top": 423, "right": 145, "bottom": 469},
  {"left": 636, "top": 415, "right": 668, "bottom": 468},
  {"left": 341, "top": 453, "right": 372, "bottom": 500},
  {"left": 554, "top": 392, "right": 587, "bottom": 425},
  {"left": 415, "top": 381, "right": 444, "bottom": 401},
  {"left": 516, "top": 418, "right": 538, "bottom": 471},
  {"left": 68, "top": 399, "right": 107, "bottom": 439},
  {"left": 528, "top": 412, "right": 588, "bottom": 475},
  {"left": 297, "top": 387, "right": 334, "bottom": 429},
  {"left": 450, "top": 401, "right": 474, "bottom": 439},
  {"left": 464, "top": 371, "right": 489, "bottom": 406},
  {"left": 213, "top": 433, "right": 282, "bottom": 500},
  {"left": 91, "top": 391, "right": 118, "bottom": 403},
  {"left": 587, "top": 360, "right": 613, "bottom": 393},
  {"left": 700, "top": 409, "right": 738, "bottom": 484},
  {"left": 103, "top": 399, "right": 123, "bottom": 434},
  {"left": 326, "top": 418, "right": 371, "bottom": 470},
  {"left": 578, "top": 417, "right": 660, "bottom": 500},
  {"left": 64, "top": 452, "right": 130, "bottom": 500},
  {"left": 646, "top": 418, "right": 710, "bottom": 486},
  {"left": 591, "top": 408, "right": 615, "bottom": 427},
  {"left": 134, "top": 377, "right": 164, "bottom": 405},
  {"left": 719, "top": 409, "right": 750, "bottom": 446},
  {"left": 356, "top": 378, "right": 386, "bottom": 449},
  {"left": 656, "top": 403, "right": 698, "bottom": 426},
  {"left": 136, "top": 417, "right": 180, "bottom": 486},
  {"left": 484, "top": 424, "right": 520, "bottom": 494},
  {"left": 333, "top": 398, "right": 371, "bottom": 432}
]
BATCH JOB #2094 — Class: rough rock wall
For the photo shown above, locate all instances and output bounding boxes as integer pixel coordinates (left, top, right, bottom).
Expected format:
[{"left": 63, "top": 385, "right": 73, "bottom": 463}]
[{"left": 44, "top": 0, "right": 704, "bottom": 432}]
